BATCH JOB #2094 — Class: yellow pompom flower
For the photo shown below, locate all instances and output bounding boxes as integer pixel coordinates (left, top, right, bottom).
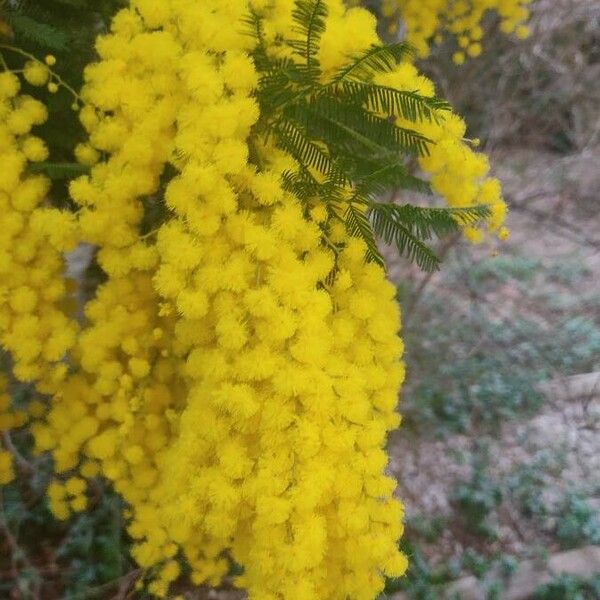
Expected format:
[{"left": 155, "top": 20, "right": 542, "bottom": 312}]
[
  {"left": 382, "top": 0, "right": 532, "bottom": 59},
  {"left": 74, "top": 143, "right": 99, "bottom": 166},
  {"left": 0, "top": 83, "right": 78, "bottom": 392},
  {"left": 23, "top": 61, "right": 50, "bottom": 86},
  {"left": 0, "top": 450, "right": 15, "bottom": 485}
]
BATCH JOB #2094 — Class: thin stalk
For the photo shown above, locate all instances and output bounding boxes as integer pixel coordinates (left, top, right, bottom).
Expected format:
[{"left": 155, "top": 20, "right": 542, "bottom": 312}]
[{"left": 0, "top": 44, "right": 83, "bottom": 103}]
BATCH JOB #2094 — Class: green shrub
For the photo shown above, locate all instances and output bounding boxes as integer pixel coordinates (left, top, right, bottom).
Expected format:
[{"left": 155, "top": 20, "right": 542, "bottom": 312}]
[
  {"left": 555, "top": 494, "right": 600, "bottom": 550},
  {"left": 451, "top": 447, "right": 503, "bottom": 539},
  {"left": 532, "top": 574, "right": 600, "bottom": 600}
]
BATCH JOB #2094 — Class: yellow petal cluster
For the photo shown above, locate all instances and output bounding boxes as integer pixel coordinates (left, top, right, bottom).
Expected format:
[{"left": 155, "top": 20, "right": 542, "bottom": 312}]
[
  {"left": 23, "top": 60, "right": 50, "bottom": 87},
  {"left": 33, "top": 1, "right": 408, "bottom": 597},
  {"left": 0, "top": 72, "right": 78, "bottom": 390},
  {"left": 47, "top": 476, "right": 88, "bottom": 519},
  {"left": 374, "top": 63, "right": 508, "bottom": 242},
  {"left": 0, "top": 449, "right": 13, "bottom": 484},
  {"left": 0, "top": 374, "right": 26, "bottom": 432},
  {"left": 0, "top": 374, "right": 24, "bottom": 484},
  {"left": 380, "top": 0, "right": 531, "bottom": 59},
  {"left": 30, "top": 10, "right": 188, "bottom": 533},
  {"left": 1, "top": 1, "right": 511, "bottom": 598}
]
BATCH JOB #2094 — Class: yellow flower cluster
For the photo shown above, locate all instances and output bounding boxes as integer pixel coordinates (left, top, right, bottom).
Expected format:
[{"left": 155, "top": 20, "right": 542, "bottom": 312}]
[
  {"left": 47, "top": 476, "right": 88, "bottom": 519},
  {"left": 21, "top": 54, "right": 62, "bottom": 94},
  {"left": 29, "top": 14, "right": 187, "bottom": 566},
  {"left": 0, "top": 71, "right": 78, "bottom": 391},
  {"left": 257, "top": 0, "right": 508, "bottom": 242},
  {"left": 1, "top": 0, "right": 510, "bottom": 598},
  {"left": 380, "top": 0, "right": 531, "bottom": 59},
  {"left": 23, "top": 60, "right": 50, "bottom": 87},
  {"left": 31, "top": 1, "right": 409, "bottom": 597},
  {"left": 0, "top": 374, "right": 26, "bottom": 432},
  {"left": 0, "top": 449, "right": 13, "bottom": 485},
  {"left": 374, "top": 63, "right": 508, "bottom": 242},
  {"left": 0, "top": 374, "right": 25, "bottom": 484}
]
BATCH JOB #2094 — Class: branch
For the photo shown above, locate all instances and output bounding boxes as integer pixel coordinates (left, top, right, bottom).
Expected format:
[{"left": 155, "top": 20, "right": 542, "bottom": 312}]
[{"left": 1, "top": 430, "right": 34, "bottom": 476}]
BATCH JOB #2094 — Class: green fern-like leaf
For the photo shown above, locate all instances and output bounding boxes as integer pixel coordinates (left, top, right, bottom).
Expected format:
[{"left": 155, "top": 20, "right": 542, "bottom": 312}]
[
  {"left": 338, "top": 81, "right": 450, "bottom": 123},
  {"left": 275, "top": 119, "right": 339, "bottom": 180},
  {"left": 242, "top": 7, "right": 269, "bottom": 71},
  {"left": 369, "top": 207, "right": 442, "bottom": 271},
  {"left": 29, "top": 161, "right": 90, "bottom": 179},
  {"left": 281, "top": 169, "right": 318, "bottom": 199},
  {"left": 356, "top": 162, "right": 432, "bottom": 197},
  {"left": 289, "top": 0, "right": 328, "bottom": 79},
  {"left": 243, "top": 0, "right": 481, "bottom": 273},
  {"left": 281, "top": 165, "right": 347, "bottom": 207},
  {"left": 8, "top": 14, "right": 69, "bottom": 50},
  {"left": 332, "top": 43, "right": 414, "bottom": 82},
  {"left": 366, "top": 203, "right": 491, "bottom": 271},
  {"left": 291, "top": 95, "right": 432, "bottom": 157},
  {"left": 344, "top": 203, "right": 384, "bottom": 266},
  {"left": 368, "top": 203, "right": 490, "bottom": 241},
  {"left": 257, "top": 58, "right": 309, "bottom": 114}
]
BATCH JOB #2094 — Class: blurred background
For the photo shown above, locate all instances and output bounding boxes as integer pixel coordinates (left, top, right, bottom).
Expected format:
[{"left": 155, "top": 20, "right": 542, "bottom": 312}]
[{"left": 1, "top": 0, "right": 599, "bottom": 598}]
